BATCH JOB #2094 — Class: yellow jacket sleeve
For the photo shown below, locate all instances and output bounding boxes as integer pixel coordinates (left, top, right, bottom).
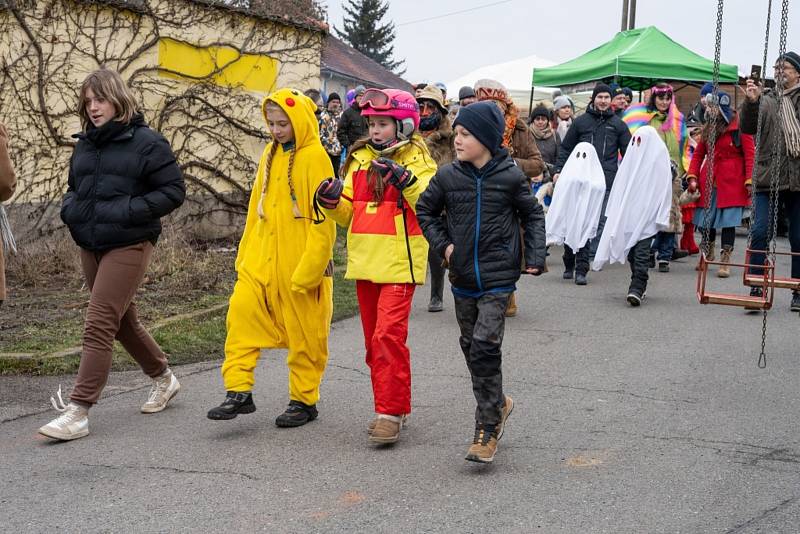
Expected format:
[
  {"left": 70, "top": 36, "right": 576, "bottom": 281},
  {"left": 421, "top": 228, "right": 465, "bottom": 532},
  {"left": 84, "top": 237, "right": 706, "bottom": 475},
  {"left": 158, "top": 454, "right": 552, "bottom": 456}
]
[
  {"left": 324, "top": 162, "right": 354, "bottom": 228},
  {"left": 401, "top": 151, "right": 437, "bottom": 212},
  {"left": 291, "top": 152, "right": 337, "bottom": 293}
]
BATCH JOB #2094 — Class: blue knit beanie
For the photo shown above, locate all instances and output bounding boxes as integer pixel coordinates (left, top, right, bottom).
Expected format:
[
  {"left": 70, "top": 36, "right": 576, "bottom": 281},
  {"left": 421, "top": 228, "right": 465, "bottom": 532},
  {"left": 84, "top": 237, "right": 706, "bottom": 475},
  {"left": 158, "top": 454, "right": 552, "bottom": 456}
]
[
  {"left": 453, "top": 101, "right": 506, "bottom": 155},
  {"left": 700, "top": 82, "right": 714, "bottom": 97}
]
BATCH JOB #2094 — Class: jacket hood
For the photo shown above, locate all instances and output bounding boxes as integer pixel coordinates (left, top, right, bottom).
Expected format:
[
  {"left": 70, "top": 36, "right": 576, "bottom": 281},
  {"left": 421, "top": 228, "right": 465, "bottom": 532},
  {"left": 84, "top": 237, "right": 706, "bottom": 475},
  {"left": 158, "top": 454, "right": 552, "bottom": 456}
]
[{"left": 261, "top": 88, "right": 320, "bottom": 150}]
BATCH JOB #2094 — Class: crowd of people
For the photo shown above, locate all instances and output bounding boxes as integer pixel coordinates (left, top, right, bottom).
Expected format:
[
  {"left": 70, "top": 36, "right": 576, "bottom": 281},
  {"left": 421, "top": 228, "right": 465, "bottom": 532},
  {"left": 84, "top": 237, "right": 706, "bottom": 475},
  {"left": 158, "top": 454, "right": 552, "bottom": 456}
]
[{"left": 0, "top": 51, "right": 798, "bottom": 466}]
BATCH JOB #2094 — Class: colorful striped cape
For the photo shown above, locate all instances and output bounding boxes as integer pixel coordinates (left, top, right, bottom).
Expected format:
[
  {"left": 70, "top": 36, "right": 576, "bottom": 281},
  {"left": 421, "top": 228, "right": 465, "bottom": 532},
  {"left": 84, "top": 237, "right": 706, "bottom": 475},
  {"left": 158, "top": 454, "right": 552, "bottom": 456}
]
[{"left": 622, "top": 102, "right": 690, "bottom": 171}]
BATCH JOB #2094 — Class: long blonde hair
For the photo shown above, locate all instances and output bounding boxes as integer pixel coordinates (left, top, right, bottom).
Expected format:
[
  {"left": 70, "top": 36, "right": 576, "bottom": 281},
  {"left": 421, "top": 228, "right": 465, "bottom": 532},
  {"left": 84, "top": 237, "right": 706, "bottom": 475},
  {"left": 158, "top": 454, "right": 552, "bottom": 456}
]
[
  {"left": 257, "top": 101, "right": 299, "bottom": 219},
  {"left": 77, "top": 67, "right": 139, "bottom": 130},
  {"left": 342, "top": 133, "right": 432, "bottom": 203}
]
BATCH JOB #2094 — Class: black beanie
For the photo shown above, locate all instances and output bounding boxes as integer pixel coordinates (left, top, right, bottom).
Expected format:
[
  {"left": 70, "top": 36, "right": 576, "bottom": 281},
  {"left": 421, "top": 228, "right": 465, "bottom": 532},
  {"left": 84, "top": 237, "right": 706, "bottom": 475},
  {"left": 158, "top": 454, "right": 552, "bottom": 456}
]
[
  {"left": 530, "top": 104, "right": 551, "bottom": 121},
  {"left": 453, "top": 101, "right": 506, "bottom": 155},
  {"left": 327, "top": 92, "right": 341, "bottom": 103},
  {"left": 779, "top": 51, "right": 800, "bottom": 73},
  {"left": 458, "top": 86, "right": 476, "bottom": 100},
  {"left": 592, "top": 83, "right": 613, "bottom": 102}
]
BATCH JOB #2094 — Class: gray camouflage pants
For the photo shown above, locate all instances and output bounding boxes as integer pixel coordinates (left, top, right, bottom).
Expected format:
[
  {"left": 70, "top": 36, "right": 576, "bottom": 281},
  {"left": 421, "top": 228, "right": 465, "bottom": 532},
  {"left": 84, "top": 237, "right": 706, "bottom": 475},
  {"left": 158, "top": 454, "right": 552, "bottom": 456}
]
[{"left": 454, "top": 291, "right": 510, "bottom": 427}]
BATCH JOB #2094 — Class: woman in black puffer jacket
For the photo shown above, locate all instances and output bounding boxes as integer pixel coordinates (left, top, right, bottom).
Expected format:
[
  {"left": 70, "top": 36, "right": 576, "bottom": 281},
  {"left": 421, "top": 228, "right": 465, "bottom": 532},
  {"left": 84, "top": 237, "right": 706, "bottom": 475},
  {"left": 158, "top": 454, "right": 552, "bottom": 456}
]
[{"left": 39, "top": 68, "right": 185, "bottom": 442}]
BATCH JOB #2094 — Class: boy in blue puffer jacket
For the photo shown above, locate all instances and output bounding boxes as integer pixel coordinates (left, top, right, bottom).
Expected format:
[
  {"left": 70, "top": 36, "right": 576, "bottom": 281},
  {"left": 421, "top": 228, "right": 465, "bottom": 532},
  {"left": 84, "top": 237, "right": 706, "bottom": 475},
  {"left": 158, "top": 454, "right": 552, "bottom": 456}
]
[{"left": 416, "top": 101, "right": 546, "bottom": 464}]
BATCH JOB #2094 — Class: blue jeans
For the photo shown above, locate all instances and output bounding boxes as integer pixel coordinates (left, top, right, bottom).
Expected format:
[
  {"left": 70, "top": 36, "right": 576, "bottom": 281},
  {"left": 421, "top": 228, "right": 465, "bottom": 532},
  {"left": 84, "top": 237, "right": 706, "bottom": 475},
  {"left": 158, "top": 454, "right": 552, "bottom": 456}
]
[
  {"left": 651, "top": 232, "right": 676, "bottom": 262},
  {"left": 749, "top": 191, "right": 800, "bottom": 278}
]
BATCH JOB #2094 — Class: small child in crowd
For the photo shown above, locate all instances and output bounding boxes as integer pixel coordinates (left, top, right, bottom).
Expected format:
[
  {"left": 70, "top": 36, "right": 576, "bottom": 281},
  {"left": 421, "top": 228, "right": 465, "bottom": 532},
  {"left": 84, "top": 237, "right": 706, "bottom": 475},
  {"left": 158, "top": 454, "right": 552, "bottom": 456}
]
[
  {"left": 416, "top": 101, "right": 546, "bottom": 464},
  {"left": 207, "top": 88, "right": 336, "bottom": 427},
  {"left": 315, "top": 88, "right": 436, "bottom": 446}
]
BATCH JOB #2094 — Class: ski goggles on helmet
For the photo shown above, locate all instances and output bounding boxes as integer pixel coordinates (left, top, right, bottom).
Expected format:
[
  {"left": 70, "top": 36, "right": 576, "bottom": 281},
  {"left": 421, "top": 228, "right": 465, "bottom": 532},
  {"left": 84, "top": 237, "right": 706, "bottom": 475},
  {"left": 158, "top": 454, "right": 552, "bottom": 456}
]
[{"left": 359, "top": 88, "right": 419, "bottom": 112}]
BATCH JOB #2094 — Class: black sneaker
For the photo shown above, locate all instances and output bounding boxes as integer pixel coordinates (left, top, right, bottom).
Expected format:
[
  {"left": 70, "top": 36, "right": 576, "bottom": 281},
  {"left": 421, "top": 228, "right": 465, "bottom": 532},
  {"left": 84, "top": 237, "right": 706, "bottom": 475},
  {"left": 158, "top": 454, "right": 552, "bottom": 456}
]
[
  {"left": 275, "top": 400, "right": 318, "bottom": 428},
  {"left": 658, "top": 261, "right": 670, "bottom": 273},
  {"left": 207, "top": 391, "right": 256, "bottom": 420},
  {"left": 627, "top": 289, "right": 645, "bottom": 307},
  {"left": 745, "top": 286, "right": 764, "bottom": 311},
  {"left": 791, "top": 292, "right": 800, "bottom": 312},
  {"left": 563, "top": 269, "right": 574, "bottom": 280},
  {"left": 574, "top": 273, "right": 588, "bottom": 285},
  {"left": 672, "top": 249, "right": 689, "bottom": 260},
  {"left": 648, "top": 252, "right": 656, "bottom": 269}
]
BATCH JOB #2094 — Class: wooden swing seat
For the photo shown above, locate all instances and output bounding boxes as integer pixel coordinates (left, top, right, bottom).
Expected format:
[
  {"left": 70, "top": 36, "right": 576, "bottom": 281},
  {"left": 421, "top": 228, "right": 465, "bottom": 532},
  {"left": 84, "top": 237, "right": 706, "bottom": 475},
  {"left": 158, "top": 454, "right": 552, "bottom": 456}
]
[
  {"left": 742, "top": 249, "right": 800, "bottom": 290},
  {"left": 696, "top": 253, "right": 775, "bottom": 310}
]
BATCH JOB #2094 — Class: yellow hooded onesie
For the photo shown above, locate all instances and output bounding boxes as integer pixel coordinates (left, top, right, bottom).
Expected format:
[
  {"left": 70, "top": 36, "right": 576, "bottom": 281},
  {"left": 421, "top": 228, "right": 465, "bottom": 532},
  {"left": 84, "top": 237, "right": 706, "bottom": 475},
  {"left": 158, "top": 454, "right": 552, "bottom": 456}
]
[{"left": 222, "top": 89, "right": 336, "bottom": 405}]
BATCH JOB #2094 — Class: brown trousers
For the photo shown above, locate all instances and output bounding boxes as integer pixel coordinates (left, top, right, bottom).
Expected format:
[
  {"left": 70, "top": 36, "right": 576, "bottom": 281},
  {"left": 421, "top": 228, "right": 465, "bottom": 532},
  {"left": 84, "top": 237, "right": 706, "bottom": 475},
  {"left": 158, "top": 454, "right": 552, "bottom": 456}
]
[{"left": 71, "top": 241, "right": 168, "bottom": 405}]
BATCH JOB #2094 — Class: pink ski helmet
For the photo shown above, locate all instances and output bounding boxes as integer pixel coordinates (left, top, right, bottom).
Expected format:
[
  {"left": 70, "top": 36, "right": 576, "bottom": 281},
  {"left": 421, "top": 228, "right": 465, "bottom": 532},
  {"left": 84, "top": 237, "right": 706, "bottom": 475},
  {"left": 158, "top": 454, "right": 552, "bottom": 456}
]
[{"left": 359, "top": 88, "right": 420, "bottom": 137}]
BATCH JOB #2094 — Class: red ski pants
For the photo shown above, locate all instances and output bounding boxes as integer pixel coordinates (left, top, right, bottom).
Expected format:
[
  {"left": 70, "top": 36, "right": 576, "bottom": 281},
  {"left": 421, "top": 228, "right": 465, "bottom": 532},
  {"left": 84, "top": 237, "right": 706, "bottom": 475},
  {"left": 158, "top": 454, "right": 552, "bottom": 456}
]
[{"left": 356, "top": 281, "right": 415, "bottom": 415}]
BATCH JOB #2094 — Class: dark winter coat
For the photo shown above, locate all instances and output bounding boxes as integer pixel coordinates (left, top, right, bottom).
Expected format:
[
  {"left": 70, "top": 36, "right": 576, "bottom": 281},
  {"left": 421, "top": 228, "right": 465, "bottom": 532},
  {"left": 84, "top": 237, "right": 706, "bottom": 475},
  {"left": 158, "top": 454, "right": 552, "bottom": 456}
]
[
  {"left": 0, "top": 122, "right": 16, "bottom": 302},
  {"left": 740, "top": 85, "right": 800, "bottom": 192},
  {"left": 555, "top": 105, "right": 631, "bottom": 189},
  {"left": 416, "top": 149, "right": 546, "bottom": 293},
  {"left": 61, "top": 115, "right": 185, "bottom": 252},
  {"left": 688, "top": 116, "right": 755, "bottom": 209},
  {"left": 337, "top": 105, "right": 368, "bottom": 151},
  {"left": 421, "top": 115, "right": 455, "bottom": 167}
]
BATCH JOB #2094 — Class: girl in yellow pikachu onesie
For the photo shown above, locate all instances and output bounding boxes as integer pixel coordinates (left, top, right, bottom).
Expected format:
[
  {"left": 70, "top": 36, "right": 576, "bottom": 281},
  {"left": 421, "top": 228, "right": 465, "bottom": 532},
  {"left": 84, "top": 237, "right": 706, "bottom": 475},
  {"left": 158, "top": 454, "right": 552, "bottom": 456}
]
[{"left": 207, "top": 88, "right": 337, "bottom": 428}]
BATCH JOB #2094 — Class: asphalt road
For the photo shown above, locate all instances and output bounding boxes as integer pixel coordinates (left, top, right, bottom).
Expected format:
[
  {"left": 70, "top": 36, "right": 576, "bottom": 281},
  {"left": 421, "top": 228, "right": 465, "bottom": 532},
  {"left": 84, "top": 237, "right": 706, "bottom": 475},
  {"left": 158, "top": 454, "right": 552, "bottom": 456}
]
[{"left": 2, "top": 237, "right": 800, "bottom": 533}]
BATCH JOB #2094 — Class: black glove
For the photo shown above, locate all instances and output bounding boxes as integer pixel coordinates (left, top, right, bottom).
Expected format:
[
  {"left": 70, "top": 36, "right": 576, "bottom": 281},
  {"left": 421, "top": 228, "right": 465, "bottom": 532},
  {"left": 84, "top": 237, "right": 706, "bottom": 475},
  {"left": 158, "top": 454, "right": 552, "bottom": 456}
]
[
  {"left": 371, "top": 157, "right": 415, "bottom": 191},
  {"left": 315, "top": 177, "right": 343, "bottom": 210}
]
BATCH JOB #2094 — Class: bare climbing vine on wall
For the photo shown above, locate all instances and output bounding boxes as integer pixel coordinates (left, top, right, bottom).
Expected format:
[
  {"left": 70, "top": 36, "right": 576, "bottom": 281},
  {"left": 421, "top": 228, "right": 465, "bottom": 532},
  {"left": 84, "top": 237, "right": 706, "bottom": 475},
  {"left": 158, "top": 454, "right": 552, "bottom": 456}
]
[{"left": 0, "top": 0, "right": 326, "bottom": 240}]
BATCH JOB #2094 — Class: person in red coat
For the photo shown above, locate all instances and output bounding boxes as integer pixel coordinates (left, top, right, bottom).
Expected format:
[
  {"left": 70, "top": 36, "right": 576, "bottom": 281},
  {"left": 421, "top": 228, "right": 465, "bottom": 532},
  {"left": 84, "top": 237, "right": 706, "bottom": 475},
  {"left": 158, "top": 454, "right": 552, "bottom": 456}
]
[{"left": 687, "top": 91, "right": 755, "bottom": 277}]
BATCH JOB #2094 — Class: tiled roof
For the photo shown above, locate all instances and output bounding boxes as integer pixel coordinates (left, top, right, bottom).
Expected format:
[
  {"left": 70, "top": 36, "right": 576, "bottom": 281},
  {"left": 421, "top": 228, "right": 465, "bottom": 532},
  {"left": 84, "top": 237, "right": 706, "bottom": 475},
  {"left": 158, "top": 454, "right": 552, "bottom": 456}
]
[{"left": 321, "top": 36, "right": 411, "bottom": 90}]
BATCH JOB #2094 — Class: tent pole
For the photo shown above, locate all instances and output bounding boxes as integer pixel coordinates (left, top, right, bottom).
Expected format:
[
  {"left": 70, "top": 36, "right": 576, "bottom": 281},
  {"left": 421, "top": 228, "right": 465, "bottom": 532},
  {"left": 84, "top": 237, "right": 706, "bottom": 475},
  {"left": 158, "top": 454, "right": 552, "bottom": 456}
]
[
  {"left": 621, "top": 0, "right": 629, "bottom": 31},
  {"left": 528, "top": 85, "right": 535, "bottom": 118},
  {"left": 628, "top": 0, "right": 637, "bottom": 29}
]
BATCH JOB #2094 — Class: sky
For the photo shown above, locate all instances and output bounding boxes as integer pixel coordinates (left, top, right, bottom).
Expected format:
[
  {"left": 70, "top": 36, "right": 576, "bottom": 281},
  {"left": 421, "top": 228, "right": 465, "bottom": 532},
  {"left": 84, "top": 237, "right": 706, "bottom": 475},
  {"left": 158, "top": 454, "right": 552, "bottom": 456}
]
[{"left": 325, "top": 0, "right": 797, "bottom": 86}]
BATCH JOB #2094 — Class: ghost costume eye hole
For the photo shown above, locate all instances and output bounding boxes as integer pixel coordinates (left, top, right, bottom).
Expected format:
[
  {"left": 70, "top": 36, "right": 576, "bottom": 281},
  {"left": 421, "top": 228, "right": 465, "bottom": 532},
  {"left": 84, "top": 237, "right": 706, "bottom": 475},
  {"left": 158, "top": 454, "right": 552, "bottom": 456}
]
[
  {"left": 582, "top": 152, "right": 587, "bottom": 158},
  {"left": 636, "top": 136, "right": 642, "bottom": 146}
]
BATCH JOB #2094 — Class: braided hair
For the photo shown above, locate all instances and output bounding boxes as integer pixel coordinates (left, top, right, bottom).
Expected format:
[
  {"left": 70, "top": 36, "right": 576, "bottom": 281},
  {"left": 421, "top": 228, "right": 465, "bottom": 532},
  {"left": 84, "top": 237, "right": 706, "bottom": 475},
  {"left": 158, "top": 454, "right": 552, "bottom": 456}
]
[{"left": 257, "top": 101, "right": 302, "bottom": 220}]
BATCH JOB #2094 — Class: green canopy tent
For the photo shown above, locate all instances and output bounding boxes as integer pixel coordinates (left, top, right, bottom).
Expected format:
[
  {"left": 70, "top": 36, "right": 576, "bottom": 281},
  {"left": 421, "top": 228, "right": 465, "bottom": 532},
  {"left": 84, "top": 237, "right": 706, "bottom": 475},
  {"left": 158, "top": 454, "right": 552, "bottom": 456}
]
[{"left": 531, "top": 26, "right": 739, "bottom": 94}]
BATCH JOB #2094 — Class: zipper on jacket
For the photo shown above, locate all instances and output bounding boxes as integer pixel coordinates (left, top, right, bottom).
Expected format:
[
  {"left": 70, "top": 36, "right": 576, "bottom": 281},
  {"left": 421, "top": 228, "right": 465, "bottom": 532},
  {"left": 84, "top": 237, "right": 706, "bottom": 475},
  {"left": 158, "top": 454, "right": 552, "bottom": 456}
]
[
  {"left": 473, "top": 172, "right": 484, "bottom": 292},
  {"left": 92, "top": 148, "right": 100, "bottom": 249}
]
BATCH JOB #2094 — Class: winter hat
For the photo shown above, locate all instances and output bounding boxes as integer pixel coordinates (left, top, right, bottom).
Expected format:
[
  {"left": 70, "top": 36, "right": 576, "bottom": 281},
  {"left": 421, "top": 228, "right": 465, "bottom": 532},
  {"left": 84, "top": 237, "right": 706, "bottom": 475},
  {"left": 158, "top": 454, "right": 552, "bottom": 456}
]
[
  {"left": 327, "top": 92, "right": 341, "bottom": 104},
  {"left": 474, "top": 79, "right": 511, "bottom": 104},
  {"left": 416, "top": 85, "right": 448, "bottom": 113},
  {"left": 591, "top": 83, "right": 613, "bottom": 101},
  {"left": 700, "top": 82, "right": 714, "bottom": 97},
  {"left": 553, "top": 95, "right": 572, "bottom": 110},
  {"left": 715, "top": 91, "right": 733, "bottom": 123},
  {"left": 354, "top": 85, "right": 366, "bottom": 95},
  {"left": 622, "top": 87, "right": 633, "bottom": 99},
  {"left": 530, "top": 104, "right": 551, "bottom": 121},
  {"left": 453, "top": 101, "right": 506, "bottom": 155},
  {"left": 458, "top": 86, "right": 476, "bottom": 101},
  {"left": 778, "top": 51, "right": 800, "bottom": 73},
  {"left": 610, "top": 83, "right": 624, "bottom": 97}
]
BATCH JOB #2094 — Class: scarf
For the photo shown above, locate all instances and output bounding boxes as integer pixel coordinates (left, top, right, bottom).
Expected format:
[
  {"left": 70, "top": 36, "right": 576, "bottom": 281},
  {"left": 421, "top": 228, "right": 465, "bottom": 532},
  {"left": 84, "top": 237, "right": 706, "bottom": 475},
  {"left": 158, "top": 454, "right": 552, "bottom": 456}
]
[
  {"left": 780, "top": 85, "right": 800, "bottom": 158},
  {"left": 530, "top": 122, "right": 554, "bottom": 140},
  {"left": 556, "top": 117, "right": 572, "bottom": 141},
  {"left": 0, "top": 203, "right": 16, "bottom": 254}
]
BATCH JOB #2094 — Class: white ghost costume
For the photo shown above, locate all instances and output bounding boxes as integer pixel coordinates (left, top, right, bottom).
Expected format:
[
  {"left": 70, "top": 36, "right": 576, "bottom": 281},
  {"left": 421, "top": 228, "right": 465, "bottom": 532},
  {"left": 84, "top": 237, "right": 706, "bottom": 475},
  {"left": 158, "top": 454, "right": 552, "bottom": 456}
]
[
  {"left": 591, "top": 126, "right": 672, "bottom": 270},
  {"left": 545, "top": 142, "right": 606, "bottom": 250}
]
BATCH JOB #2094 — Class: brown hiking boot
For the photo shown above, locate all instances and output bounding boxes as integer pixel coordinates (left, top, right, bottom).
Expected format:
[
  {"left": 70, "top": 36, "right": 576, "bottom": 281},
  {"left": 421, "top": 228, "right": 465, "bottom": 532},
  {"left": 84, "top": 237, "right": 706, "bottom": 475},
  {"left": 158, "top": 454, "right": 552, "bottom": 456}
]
[
  {"left": 718, "top": 246, "right": 733, "bottom": 278},
  {"left": 504, "top": 292, "right": 517, "bottom": 317},
  {"left": 496, "top": 396, "right": 514, "bottom": 441},
  {"left": 465, "top": 425, "right": 498, "bottom": 463},
  {"left": 368, "top": 415, "right": 403, "bottom": 444},
  {"left": 368, "top": 414, "right": 407, "bottom": 434}
]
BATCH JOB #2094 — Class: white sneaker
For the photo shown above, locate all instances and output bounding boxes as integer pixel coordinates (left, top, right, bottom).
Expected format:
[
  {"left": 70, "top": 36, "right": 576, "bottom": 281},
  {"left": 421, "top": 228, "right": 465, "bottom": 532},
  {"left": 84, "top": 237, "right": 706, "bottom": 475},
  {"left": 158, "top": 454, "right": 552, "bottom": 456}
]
[
  {"left": 141, "top": 369, "right": 180, "bottom": 413},
  {"left": 39, "top": 396, "right": 89, "bottom": 441}
]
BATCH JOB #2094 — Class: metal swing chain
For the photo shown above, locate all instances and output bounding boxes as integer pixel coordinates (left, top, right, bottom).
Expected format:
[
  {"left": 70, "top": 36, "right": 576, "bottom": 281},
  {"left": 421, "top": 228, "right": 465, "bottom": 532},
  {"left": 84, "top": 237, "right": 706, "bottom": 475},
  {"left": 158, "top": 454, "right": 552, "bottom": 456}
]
[
  {"left": 759, "top": 0, "right": 792, "bottom": 368},
  {"left": 749, "top": 0, "right": 772, "bottom": 249},
  {"left": 700, "top": 0, "right": 726, "bottom": 247}
]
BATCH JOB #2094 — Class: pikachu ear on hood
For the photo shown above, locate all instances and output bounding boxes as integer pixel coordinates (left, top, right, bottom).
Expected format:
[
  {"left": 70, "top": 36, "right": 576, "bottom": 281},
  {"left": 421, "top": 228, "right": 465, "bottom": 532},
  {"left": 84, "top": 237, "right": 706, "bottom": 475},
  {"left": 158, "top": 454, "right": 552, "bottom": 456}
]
[{"left": 261, "top": 88, "right": 320, "bottom": 149}]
